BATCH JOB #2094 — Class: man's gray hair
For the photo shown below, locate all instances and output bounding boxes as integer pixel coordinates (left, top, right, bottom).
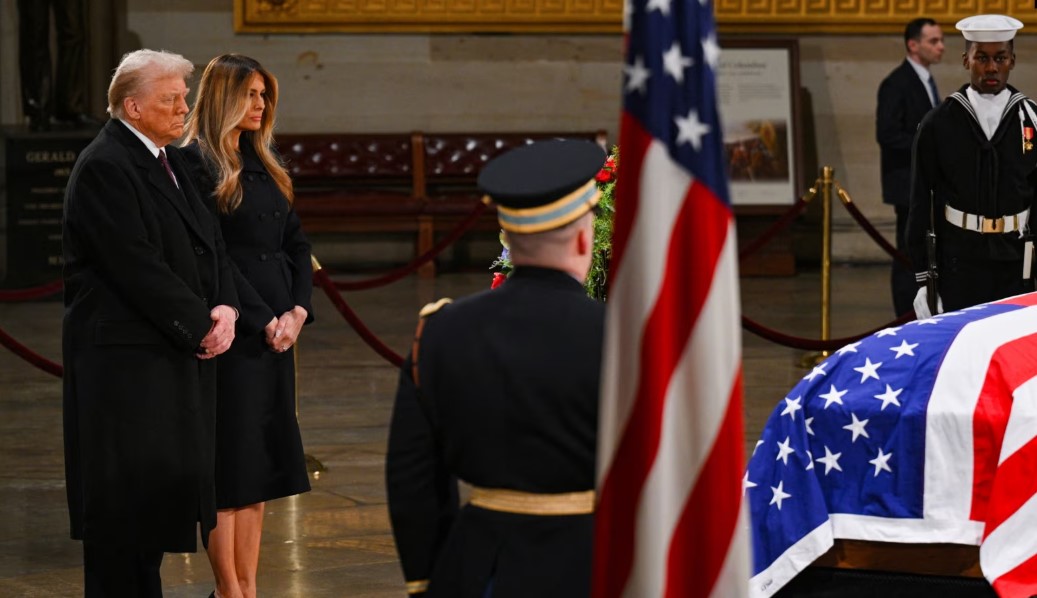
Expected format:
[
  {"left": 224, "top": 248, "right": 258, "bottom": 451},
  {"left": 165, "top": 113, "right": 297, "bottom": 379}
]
[{"left": 107, "top": 49, "right": 194, "bottom": 119}]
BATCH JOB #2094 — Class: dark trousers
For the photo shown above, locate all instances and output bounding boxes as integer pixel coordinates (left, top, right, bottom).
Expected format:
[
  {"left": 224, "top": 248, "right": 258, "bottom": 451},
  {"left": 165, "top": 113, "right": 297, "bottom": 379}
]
[
  {"left": 891, "top": 204, "right": 916, "bottom": 317},
  {"left": 16, "top": 0, "right": 87, "bottom": 117},
  {"left": 939, "top": 255, "right": 1034, "bottom": 313},
  {"left": 83, "top": 541, "right": 164, "bottom": 598}
]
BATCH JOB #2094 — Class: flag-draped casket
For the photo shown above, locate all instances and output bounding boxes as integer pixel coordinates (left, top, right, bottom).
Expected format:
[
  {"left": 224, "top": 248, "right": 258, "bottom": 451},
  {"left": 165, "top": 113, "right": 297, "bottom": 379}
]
[{"left": 747, "top": 293, "right": 1037, "bottom": 598}]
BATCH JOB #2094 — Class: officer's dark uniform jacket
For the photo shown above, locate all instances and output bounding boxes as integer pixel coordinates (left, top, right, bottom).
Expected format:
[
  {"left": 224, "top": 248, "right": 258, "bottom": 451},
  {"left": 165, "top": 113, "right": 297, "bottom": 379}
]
[
  {"left": 385, "top": 266, "right": 605, "bottom": 598},
  {"left": 907, "top": 84, "right": 1037, "bottom": 311}
]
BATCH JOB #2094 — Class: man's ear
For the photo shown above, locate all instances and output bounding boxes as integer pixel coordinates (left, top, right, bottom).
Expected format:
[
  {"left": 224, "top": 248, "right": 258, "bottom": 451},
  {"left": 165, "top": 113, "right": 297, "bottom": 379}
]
[
  {"left": 576, "top": 223, "right": 591, "bottom": 256},
  {"left": 123, "top": 97, "right": 139, "bottom": 120}
]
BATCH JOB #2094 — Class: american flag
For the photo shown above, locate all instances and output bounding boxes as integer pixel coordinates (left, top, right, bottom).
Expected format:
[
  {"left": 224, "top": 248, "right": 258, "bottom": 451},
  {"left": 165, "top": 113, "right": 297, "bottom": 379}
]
[
  {"left": 747, "top": 294, "right": 1037, "bottom": 598},
  {"left": 592, "top": 0, "right": 749, "bottom": 594}
]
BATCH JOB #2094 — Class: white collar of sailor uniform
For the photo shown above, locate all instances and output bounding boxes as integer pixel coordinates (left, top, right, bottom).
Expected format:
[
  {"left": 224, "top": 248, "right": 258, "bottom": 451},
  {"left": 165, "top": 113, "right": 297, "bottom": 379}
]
[{"left": 950, "top": 87, "right": 1026, "bottom": 139}]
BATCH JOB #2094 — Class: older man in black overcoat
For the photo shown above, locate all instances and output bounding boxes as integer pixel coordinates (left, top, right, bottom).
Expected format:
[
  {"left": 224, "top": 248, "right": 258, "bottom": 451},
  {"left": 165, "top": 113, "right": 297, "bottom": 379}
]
[{"left": 62, "top": 49, "right": 239, "bottom": 597}]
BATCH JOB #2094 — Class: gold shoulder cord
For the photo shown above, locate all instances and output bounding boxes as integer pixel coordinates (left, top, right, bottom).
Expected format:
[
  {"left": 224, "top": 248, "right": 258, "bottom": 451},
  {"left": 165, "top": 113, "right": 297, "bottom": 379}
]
[{"left": 411, "top": 298, "right": 452, "bottom": 387}]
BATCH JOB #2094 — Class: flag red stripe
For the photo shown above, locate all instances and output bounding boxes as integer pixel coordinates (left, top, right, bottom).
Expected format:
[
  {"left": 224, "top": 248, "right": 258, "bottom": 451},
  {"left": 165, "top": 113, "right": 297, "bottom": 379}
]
[
  {"left": 992, "top": 550, "right": 1037, "bottom": 598},
  {"left": 970, "top": 334, "right": 1037, "bottom": 523},
  {"left": 984, "top": 435, "right": 1037, "bottom": 540},
  {"left": 664, "top": 370, "right": 745, "bottom": 598},
  {"left": 606, "top": 116, "right": 652, "bottom": 287},
  {"left": 592, "top": 181, "right": 731, "bottom": 597}
]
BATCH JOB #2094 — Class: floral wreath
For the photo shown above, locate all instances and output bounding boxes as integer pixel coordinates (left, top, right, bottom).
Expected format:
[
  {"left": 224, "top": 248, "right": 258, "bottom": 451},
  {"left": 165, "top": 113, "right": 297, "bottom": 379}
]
[{"left": 490, "top": 148, "right": 617, "bottom": 301}]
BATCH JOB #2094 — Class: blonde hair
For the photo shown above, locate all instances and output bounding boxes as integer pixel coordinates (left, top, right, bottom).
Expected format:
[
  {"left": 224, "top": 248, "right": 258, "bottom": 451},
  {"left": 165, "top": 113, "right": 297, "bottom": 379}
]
[
  {"left": 182, "top": 54, "right": 293, "bottom": 213},
  {"left": 108, "top": 49, "right": 194, "bottom": 119}
]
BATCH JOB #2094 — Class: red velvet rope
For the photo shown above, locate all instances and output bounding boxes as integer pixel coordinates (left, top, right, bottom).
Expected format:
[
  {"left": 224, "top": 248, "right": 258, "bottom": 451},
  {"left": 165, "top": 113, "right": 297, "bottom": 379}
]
[
  {"left": 738, "top": 197, "right": 811, "bottom": 262},
  {"left": 333, "top": 202, "right": 488, "bottom": 291},
  {"left": 0, "top": 327, "right": 63, "bottom": 377},
  {"left": 838, "top": 189, "right": 912, "bottom": 269},
  {"left": 313, "top": 267, "right": 404, "bottom": 367},
  {"left": 0, "top": 279, "right": 63, "bottom": 302},
  {"left": 742, "top": 311, "right": 917, "bottom": 352}
]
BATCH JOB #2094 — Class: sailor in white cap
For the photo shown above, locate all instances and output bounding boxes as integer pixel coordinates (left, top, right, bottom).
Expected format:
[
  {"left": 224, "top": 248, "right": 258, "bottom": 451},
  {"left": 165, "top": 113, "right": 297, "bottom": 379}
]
[{"left": 907, "top": 14, "right": 1037, "bottom": 318}]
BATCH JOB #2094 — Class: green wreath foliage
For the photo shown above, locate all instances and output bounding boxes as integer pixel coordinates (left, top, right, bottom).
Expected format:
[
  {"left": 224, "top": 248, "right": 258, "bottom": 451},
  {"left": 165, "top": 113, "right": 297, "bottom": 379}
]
[{"left": 491, "top": 147, "right": 617, "bottom": 301}]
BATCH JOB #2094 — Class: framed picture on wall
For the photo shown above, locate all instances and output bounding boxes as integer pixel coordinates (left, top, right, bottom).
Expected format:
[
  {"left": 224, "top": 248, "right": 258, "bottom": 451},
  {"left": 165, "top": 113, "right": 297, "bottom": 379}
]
[{"left": 718, "top": 39, "right": 802, "bottom": 207}]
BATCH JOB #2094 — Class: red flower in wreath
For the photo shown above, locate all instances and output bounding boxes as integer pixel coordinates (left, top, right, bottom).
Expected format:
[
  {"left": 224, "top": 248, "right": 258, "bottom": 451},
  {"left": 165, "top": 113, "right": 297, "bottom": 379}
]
[
  {"left": 595, "top": 157, "right": 617, "bottom": 183},
  {"left": 491, "top": 272, "right": 507, "bottom": 289}
]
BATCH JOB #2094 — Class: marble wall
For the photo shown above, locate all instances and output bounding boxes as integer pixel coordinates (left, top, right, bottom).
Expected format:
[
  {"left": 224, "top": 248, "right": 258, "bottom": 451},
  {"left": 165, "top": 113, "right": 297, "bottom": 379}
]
[{"left": 5, "top": 1, "right": 1037, "bottom": 262}]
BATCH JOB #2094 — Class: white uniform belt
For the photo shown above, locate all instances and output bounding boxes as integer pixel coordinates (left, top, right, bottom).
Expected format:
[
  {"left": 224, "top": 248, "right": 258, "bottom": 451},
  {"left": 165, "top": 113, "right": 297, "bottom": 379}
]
[
  {"left": 944, "top": 205, "right": 1029, "bottom": 234},
  {"left": 467, "top": 485, "right": 595, "bottom": 515}
]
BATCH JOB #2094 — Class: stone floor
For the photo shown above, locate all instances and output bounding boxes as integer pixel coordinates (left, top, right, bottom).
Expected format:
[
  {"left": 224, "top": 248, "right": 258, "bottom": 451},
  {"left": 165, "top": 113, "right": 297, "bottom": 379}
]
[{"left": 0, "top": 263, "right": 898, "bottom": 597}]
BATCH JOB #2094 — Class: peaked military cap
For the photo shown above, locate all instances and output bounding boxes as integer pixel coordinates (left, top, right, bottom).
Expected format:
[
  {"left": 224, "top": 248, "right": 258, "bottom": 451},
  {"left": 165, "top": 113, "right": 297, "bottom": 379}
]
[
  {"left": 478, "top": 139, "right": 607, "bottom": 234},
  {"left": 956, "top": 14, "right": 1023, "bottom": 42}
]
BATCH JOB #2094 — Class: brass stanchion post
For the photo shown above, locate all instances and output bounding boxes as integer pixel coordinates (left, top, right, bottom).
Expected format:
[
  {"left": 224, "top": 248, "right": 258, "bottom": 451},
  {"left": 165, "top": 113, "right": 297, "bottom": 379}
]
[
  {"left": 800, "top": 167, "right": 834, "bottom": 367},
  {"left": 302, "top": 255, "right": 327, "bottom": 477}
]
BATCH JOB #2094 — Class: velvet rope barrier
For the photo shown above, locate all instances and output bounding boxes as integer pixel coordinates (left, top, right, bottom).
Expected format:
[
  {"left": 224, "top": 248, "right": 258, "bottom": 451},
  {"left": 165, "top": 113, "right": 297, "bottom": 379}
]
[
  {"left": 0, "top": 279, "right": 63, "bottom": 302},
  {"left": 742, "top": 311, "right": 917, "bottom": 352},
  {"left": 332, "top": 202, "right": 488, "bottom": 292},
  {"left": 312, "top": 259, "right": 404, "bottom": 367},
  {"left": 738, "top": 192, "right": 814, "bottom": 262},
  {"left": 0, "top": 327, "right": 63, "bottom": 377},
  {"left": 835, "top": 184, "right": 913, "bottom": 269}
]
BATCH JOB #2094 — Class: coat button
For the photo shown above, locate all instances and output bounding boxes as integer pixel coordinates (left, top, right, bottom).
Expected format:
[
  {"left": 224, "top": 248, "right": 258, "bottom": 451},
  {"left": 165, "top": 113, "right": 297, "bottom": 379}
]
[
  {"left": 260, "top": 253, "right": 268, "bottom": 261},
  {"left": 194, "top": 246, "right": 205, "bottom": 255},
  {"left": 274, "top": 211, "right": 281, "bottom": 218},
  {"left": 246, "top": 174, "right": 255, "bottom": 182},
  {"left": 274, "top": 252, "right": 283, "bottom": 260},
  {"left": 259, "top": 213, "right": 267, "bottom": 221},
  {"left": 261, "top": 174, "right": 268, "bottom": 181}
]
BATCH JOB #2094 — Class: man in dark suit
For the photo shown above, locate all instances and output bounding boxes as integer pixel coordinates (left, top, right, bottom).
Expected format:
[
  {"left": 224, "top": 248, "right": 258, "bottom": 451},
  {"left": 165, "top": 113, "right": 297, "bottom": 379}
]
[
  {"left": 877, "top": 17, "right": 945, "bottom": 316},
  {"left": 62, "top": 49, "right": 239, "bottom": 597},
  {"left": 386, "top": 139, "right": 606, "bottom": 597},
  {"left": 17, "top": 0, "right": 93, "bottom": 130}
]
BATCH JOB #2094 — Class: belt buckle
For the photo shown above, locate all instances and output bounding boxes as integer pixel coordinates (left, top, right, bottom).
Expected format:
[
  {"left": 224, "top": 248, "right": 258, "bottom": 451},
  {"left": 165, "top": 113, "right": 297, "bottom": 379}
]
[{"left": 981, "top": 217, "right": 1005, "bottom": 234}]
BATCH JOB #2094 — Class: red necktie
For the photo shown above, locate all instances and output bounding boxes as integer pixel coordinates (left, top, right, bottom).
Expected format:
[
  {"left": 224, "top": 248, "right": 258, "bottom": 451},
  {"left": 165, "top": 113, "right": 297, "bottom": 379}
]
[{"left": 158, "top": 149, "right": 178, "bottom": 188}]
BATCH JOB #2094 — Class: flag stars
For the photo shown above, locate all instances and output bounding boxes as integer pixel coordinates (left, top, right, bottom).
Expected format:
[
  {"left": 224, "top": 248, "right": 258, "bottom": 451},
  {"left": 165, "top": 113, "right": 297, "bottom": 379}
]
[
  {"left": 804, "top": 363, "right": 827, "bottom": 381},
  {"left": 816, "top": 446, "right": 843, "bottom": 475},
  {"left": 753, "top": 439, "right": 764, "bottom": 456},
  {"left": 624, "top": 55, "right": 651, "bottom": 95},
  {"left": 890, "top": 340, "right": 919, "bottom": 359},
  {"left": 742, "top": 472, "right": 757, "bottom": 495},
  {"left": 869, "top": 447, "right": 893, "bottom": 476},
  {"left": 662, "top": 42, "right": 693, "bottom": 83},
  {"left": 918, "top": 317, "right": 943, "bottom": 326},
  {"left": 646, "top": 0, "right": 671, "bottom": 15},
  {"left": 775, "top": 436, "right": 795, "bottom": 465},
  {"left": 805, "top": 451, "right": 814, "bottom": 470},
  {"left": 781, "top": 396, "right": 802, "bottom": 421},
  {"left": 702, "top": 33, "right": 720, "bottom": 70},
  {"left": 836, "top": 341, "right": 862, "bottom": 355},
  {"left": 770, "top": 481, "right": 792, "bottom": 510},
  {"left": 874, "top": 384, "right": 903, "bottom": 410},
  {"left": 853, "top": 357, "right": 882, "bottom": 383},
  {"left": 675, "top": 109, "right": 711, "bottom": 151},
  {"left": 805, "top": 417, "right": 815, "bottom": 436},
  {"left": 843, "top": 413, "right": 870, "bottom": 442},
  {"left": 876, "top": 326, "right": 901, "bottom": 337},
  {"left": 819, "top": 385, "right": 847, "bottom": 409}
]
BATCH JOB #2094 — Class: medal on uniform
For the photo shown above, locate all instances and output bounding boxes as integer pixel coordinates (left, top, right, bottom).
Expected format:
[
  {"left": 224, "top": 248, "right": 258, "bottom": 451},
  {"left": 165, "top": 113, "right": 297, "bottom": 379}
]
[{"left": 1025, "top": 126, "right": 1034, "bottom": 153}]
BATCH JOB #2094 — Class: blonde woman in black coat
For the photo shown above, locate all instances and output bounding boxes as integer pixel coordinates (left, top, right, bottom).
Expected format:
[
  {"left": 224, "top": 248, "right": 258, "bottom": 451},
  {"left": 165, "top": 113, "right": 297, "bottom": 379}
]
[{"left": 182, "top": 54, "right": 313, "bottom": 598}]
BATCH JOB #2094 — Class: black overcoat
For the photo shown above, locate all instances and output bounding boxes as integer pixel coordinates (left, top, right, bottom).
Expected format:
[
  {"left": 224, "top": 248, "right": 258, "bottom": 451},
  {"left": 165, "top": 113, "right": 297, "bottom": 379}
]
[
  {"left": 182, "top": 138, "right": 313, "bottom": 508},
  {"left": 386, "top": 266, "right": 605, "bottom": 598},
  {"left": 62, "top": 119, "right": 238, "bottom": 552}
]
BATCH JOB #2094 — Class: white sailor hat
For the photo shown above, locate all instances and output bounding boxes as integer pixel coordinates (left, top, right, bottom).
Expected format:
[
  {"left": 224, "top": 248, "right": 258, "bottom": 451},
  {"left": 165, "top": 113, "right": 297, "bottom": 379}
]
[{"left": 956, "top": 14, "right": 1024, "bottom": 42}]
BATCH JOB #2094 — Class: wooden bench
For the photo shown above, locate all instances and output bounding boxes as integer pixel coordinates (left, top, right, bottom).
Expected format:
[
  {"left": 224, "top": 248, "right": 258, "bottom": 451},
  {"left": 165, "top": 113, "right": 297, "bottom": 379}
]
[{"left": 279, "top": 130, "right": 608, "bottom": 277}]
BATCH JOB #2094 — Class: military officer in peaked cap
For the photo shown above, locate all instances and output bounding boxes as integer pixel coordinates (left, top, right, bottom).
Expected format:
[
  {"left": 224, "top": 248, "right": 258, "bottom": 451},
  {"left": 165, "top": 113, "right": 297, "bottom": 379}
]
[
  {"left": 908, "top": 14, "right": 1037, "bottom": 317},
  {"left": 385, "top": 139, "right": 607, "bottom": 597}
]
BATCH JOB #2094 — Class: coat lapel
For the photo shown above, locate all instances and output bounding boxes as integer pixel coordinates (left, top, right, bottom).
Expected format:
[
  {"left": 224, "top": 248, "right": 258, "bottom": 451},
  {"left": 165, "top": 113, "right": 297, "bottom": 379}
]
[{"left": 110, "top": 121, "right": 212, "bottom": 249}]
